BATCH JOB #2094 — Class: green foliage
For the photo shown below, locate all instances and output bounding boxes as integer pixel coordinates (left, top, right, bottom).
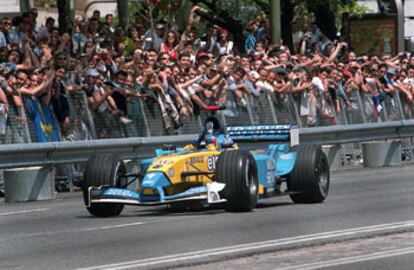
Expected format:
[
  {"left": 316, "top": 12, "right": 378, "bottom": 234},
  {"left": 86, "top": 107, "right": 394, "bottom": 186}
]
[
  {"left": 213, "top": 0, "right": 261, "bottom": 23},
  {"left": 195, "top": 0, "right": 370, "bottom": 30},
  {"left": 42, "top": 0, "right": 57, "bottom": 9},
  {"left": 288, "top": 0, "right": 370, "bottom": 27},
  {"left": 337, "top": 1, "right": 371, "bottom": 17}
]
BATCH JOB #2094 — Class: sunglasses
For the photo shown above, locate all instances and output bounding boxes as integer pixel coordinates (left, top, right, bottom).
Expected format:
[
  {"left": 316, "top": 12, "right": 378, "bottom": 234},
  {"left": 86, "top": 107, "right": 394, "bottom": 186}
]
[{"left": 161, "top": 57, "right": 169, "bottom": 60}]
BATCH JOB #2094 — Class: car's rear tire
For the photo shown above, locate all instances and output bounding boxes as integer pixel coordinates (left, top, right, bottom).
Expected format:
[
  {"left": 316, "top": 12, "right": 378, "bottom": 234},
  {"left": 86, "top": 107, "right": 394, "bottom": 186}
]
[
  {"left": 216, "top": 150, "right": 258, "bottom": 212},
  {"left": 287, "top": 144, "right": 329, "bottom": 203},
  {"left": 83, "top": 153, "right": 127, "bottom": 217}
]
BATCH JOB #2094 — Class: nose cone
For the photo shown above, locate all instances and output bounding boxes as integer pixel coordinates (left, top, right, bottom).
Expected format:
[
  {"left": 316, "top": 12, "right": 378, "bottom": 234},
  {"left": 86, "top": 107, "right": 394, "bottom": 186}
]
[{"left": 141, "top": 172, "right": 171, "bottom": 189}]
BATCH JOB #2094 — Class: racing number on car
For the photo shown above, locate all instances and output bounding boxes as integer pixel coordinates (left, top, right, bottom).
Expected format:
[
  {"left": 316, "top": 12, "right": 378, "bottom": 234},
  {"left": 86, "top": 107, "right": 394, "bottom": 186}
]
[{"left": 208, "top": 156, "right": 219, "bottom": 171}]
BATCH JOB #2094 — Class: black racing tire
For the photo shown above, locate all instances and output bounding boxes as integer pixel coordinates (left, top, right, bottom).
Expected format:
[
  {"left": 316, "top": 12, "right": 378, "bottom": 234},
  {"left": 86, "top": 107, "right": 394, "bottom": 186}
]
[
  {"left": 287, "top": 144, "right": 330, "bottom": 203},
  {"left": 216, "top": 150, "right": 258, "bottom": 212},
  {"left": 83, "top": 153, "right": 127, "bottom": 217}
]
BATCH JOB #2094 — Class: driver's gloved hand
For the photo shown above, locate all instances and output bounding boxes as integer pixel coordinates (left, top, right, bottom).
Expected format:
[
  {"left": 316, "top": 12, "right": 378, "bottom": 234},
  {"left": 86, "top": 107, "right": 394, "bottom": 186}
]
[{"left": 221, "top": 135, "right": 234, "bottom": 148}]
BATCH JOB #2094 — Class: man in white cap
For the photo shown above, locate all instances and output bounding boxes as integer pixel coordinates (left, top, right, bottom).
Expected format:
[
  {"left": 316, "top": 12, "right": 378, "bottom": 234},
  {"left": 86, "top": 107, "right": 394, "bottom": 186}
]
[{"left": 143, "top": 22, "right": 165, "bottom": 51}]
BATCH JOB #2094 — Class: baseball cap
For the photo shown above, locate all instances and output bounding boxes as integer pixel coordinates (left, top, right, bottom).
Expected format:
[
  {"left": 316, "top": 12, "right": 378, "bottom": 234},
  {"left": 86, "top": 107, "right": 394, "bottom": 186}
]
[
  {"left": 343, "top": 69, "right": 352, "bottom": 77},
  {"left": 387, "top": 67, "right": 396, "bottom": 75},
  {"left": 249, "top": 71, "right": 259, "bottom": 79},
  {"left": 197, "top": 52, "right": 209, "bottom": 60},
  {"left": 87, "top": 68, "right": 100, "bottom": 77}
]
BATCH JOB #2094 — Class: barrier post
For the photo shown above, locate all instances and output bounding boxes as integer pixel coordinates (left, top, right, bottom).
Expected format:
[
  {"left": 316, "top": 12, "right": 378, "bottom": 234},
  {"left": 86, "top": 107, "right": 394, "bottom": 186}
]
[
  {"left": 362, "top": 141, "right": 401, "bottom": 167},
  {"left": 4, "top": 166, "right": 55, "bottom": 202}
]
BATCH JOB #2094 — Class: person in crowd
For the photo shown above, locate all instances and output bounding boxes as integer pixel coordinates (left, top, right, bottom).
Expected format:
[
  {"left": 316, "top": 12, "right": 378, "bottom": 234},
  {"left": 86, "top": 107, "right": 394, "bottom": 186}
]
[
  {"left": 144, "top": 21, "right": 165, "bottom": 51},
  {"left": 245, "top": 20, "right": 265, "bottom": 55},
  {"left": 38, "top": 17, "right": 55, "bottom": 39},
  {"left": 0, "top": 17, "right": 12, "bottom": 48},
  {"left": 1, "top": 8, "right": 413, "bottom": 146},
  {"left": 160, "top": 30, "right": 179, "bottom": 61},
  {"left": 84, "top": 68, "right": 120, "bottom": 138},
  {"left": 104, "top": 14, "right": 114, "bottom": 33},
  {"left": 213, "top": 28, "right": 233, "bottom": 57},
  {"left": 200, "top": 24, "right": 218, "bottom": 53}
]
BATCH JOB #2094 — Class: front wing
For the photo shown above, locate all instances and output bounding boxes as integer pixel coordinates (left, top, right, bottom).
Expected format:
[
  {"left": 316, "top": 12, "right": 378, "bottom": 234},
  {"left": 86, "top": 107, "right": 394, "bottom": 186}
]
[{"left": 87, "top": 182, "right": 226, "bottom": 207}]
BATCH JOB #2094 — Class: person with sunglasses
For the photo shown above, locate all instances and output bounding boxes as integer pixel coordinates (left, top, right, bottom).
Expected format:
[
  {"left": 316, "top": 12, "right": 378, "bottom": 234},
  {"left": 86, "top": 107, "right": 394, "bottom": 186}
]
[{"left": 0, "top": 17, "right": 12, "bottom": 49}]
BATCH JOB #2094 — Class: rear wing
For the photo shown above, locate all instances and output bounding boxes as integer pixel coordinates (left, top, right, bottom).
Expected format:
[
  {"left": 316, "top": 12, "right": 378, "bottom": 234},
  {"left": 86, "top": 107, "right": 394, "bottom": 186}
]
[{"left": 226, "top": 125, "right": 299, "bottom": 145}]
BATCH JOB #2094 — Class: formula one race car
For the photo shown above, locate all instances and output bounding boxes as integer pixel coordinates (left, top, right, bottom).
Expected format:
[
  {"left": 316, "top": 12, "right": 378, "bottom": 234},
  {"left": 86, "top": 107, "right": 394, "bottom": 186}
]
[{"left": 83, "top": 108, "right": 329, "bottom": 217}]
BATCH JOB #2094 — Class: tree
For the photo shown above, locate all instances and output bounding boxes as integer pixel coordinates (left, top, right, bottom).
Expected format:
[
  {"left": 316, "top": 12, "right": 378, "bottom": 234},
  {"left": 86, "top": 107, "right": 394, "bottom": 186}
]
[
  {"left": 57, "top": 0, "right": 71, "bottom": 34},
  {"left": 118, "top": 0, "right": 129, "bottom": 29},
  {"left": 186, "top": 0, "right": 367, "bottom": 53}
]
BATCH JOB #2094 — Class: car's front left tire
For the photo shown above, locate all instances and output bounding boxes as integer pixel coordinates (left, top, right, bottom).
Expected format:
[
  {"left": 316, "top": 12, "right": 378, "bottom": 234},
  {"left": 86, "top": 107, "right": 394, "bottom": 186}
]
[
  {"left": 287, "top": 144, "right": 330, "bottom": 203},
  {"left": 83, "top": 154, "right": 127, "bottom": 217}
]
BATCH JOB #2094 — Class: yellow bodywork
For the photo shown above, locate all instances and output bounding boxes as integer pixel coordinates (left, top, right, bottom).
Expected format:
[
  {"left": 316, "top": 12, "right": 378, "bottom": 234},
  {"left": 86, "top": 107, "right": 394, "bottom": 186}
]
[
  {"left": 146, "top": 144, "right": 222, "bottom": 195},
  {"left": 144, "top": 143, "right": 265, "bottom": 196}
]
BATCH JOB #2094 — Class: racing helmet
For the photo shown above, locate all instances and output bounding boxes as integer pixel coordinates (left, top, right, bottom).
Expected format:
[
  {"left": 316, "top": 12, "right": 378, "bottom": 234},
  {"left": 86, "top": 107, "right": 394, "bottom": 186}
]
[{"left": 203, "top": 116, "right": 223, "bottom": 135}]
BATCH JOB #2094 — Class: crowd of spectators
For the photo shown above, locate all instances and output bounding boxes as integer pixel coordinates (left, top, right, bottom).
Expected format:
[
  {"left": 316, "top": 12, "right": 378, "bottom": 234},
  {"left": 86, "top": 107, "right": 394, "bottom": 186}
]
[{"left": 1, "top": 6, "right": 414, "bottom": 143}]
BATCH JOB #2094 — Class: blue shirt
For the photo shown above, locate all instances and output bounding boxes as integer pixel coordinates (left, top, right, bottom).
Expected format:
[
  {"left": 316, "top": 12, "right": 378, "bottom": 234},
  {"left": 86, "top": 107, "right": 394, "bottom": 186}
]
[
  {"left": 9, "top": 27, "right": 24, "bottom": 47},
  {"left": 0, "top": 31, "right": 8, "bottom": 48},
  {"left": 245, "top": 27, "right": 265, "bottom": 53}
]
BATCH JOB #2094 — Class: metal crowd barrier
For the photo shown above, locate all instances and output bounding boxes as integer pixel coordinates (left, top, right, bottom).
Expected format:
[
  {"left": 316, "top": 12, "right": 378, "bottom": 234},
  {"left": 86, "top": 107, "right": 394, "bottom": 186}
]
[
  {"left": 1, "top": 120, "right": 414, "bottom": 169},
  {"left": 30, "top": 88, "right": 414, "bottom": 141},
  {"left": 1, "top": 88, "right": 414, "bottom": 167}
]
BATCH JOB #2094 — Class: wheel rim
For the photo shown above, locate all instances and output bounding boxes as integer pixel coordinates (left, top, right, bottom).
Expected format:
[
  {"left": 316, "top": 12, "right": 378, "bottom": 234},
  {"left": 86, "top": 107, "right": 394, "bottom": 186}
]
[
  {"left": 316, "top": 156, "right": 329, "bottom": 197},
  {"left": 113, "top": 161, "right": 127, "bottom": 188},
  {"left": 245, "top": 159, "right": 258, "bottom": 196}
]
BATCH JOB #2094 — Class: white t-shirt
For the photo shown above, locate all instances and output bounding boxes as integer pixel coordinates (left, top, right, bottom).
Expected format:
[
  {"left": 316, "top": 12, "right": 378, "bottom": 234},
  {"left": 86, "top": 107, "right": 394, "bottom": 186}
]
[
  {"left": 311, "top": 77, "right": 324, "bottom": 92},
  {"left": 403, "top": 77, "right": 414, "bottom": 87},
  {"left": 216, "top": 41, "right": 233, "bottom": 56},
  {"left": 256, "top": 80, "right": 274, "bottom": 93},
  {"left": 311, "top": 76, "right": 325, "bottom": 107}
]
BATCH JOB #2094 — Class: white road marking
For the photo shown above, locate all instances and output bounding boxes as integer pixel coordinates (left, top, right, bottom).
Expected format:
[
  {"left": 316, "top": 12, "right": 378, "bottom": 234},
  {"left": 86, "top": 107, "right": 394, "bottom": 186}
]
[
  {"left": 0, "top": 208, "right": 49, "bottom": 216},
  {"left": 82, "top": 222, "right": 146, "bottom": 231},
  {"left": 2, "top": 221, "right": 147, "bottom": 240},
  {"left": 75, "top": 220, "right": 414, "bottom": 270},
  {"left": 275, "top": 247, "right": 414, "bottom": 270}
]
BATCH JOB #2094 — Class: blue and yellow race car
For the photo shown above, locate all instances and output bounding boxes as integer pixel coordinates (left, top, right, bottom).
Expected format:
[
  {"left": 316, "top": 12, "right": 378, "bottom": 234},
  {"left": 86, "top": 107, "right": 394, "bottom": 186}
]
[{"left": 83, "top": 113, "right": 329, "bottom": 217}]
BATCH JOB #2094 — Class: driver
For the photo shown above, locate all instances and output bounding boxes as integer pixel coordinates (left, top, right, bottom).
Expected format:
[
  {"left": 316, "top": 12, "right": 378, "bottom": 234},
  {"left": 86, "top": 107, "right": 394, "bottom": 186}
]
[
  {"left": 192, "top": 121, "right": 216, "bottom": 149},
  {"left": 191, "top": 120, "right": 235, "bottom": 149}
]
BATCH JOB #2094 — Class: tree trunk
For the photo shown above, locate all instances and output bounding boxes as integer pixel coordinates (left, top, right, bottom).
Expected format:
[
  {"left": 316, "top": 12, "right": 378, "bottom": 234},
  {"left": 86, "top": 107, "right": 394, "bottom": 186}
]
[
  {"left": 281, "top": 1, "right": 295, "bottom": 53},
  {"left": 176, "top": 0, "right": 193, "bottom": 32},
  {"left": 189, "top": 0, "right": 246, "bottom": 53},
  {"left": 117, "top": 0, "right": 129, "bottom": 30},
  {"left": 20, "top": 0, "right": 32, "bottom": 12},
  {"left": 310, "top": 4, "right": 338, "bottom": 41},
  {"left": 57, "top": 0, "right": 70, "bottom": 34}
]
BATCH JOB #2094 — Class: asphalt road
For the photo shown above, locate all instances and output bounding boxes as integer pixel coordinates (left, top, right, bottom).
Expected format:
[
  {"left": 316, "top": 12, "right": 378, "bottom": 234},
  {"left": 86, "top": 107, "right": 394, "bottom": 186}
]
[{"left": 1, "top": 165, "right": 414, "bottom": 270}]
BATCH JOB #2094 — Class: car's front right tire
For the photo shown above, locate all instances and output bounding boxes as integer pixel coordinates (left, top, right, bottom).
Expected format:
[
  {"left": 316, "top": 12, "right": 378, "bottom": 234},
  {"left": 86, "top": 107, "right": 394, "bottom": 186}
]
[{"left": 216, "top": 150, "right": 258, "bottom": 212}]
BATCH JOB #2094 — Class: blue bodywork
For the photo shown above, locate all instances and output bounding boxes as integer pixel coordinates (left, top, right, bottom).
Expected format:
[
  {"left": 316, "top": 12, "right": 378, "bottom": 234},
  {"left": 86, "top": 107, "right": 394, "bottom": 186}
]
[
  {"left": 90, "top": 124, "right": 299, "bottom": 205},
  {"left": 101, "top": 171, "right": 209, "bottom": 203},
  {"left": 140, "top": 125, "right": 298, "bottom": 194}
]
